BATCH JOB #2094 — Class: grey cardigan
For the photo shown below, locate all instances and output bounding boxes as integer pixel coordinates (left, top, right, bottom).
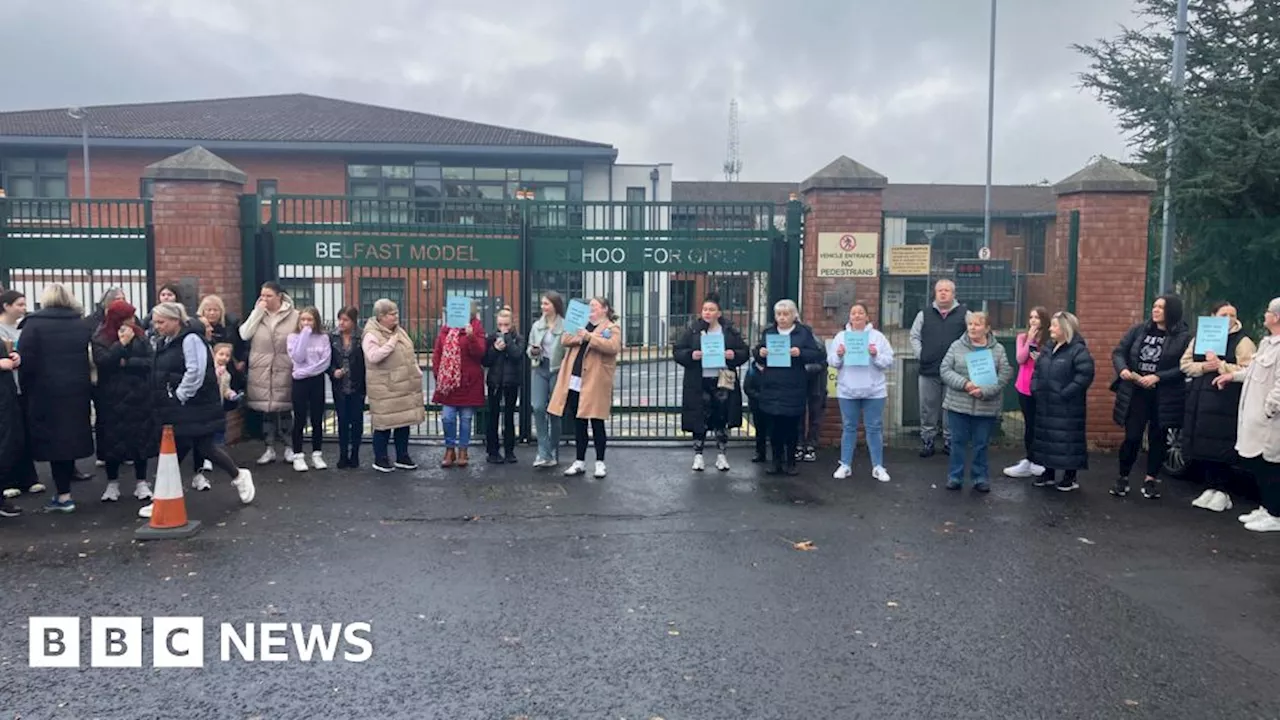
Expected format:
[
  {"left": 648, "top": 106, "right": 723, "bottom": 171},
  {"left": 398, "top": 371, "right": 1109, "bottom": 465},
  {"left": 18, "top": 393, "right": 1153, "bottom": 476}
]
[
  {"left": 940, "top": 333, "right": 1014, "bottom": 418},
  {"left": 527, "top": 315, "right": 567, "bottom": 373}
]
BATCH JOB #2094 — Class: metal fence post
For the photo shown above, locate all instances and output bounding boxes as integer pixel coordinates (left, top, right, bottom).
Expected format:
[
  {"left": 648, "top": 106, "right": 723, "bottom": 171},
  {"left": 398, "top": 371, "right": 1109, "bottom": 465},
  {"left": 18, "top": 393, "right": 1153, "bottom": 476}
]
[
  {"left": 1066, "top": 209, "right": 1080, "bottom": 314},
  {"left": 785, "top": 198, "right": 803, "bottom": 306},
  {"left": 0, "top": 199, "right": 10, "bottom": 289},
  {"left": 518, "top": 201, "right": 532, "bottom": 443}
]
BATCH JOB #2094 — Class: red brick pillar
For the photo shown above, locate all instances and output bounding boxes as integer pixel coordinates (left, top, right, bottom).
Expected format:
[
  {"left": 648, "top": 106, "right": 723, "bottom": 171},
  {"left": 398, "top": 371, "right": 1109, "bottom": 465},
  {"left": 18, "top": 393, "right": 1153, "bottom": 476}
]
[
  {"left": 143, "top": 146, "right": 248, "bottom": 441},
  {"left": 799, "top": 156, "right": 888, "bottom": 447},
  {"left": 1052, "top": 157, "right": 1156, "bottom": 449}
]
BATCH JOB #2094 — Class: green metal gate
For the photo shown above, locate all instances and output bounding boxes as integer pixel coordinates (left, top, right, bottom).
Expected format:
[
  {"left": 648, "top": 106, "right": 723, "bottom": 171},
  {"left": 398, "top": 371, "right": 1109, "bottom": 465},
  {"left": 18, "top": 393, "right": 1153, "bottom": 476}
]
[
  {"left": 247, "top": 194, "right": 802, "bottom": 442},
  {"left": 0, "top": 198, "right": 154, "bottom": 314}
]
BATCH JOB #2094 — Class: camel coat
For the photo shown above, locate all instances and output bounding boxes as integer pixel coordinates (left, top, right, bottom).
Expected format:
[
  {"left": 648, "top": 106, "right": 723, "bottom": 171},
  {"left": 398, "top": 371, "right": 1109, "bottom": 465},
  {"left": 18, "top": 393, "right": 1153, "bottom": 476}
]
[
  {"left": 362, "top": 318, "right": 426, "bottom": 431},
  {"left": 239, "top": 299, "right": 299, "bottom": 413},
  {"left": 548, "top": 321, "right": 621, "bottom": 421}
]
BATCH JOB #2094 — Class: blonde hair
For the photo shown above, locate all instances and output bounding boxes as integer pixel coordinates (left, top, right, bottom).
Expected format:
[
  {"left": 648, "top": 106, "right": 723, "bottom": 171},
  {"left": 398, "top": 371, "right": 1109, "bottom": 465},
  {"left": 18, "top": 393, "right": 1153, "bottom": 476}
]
[
  {"left": 198, "top": 295, "right": 226, "bottom": 323},
  {"left": 1052, "top": 311, "right": 1080, "bottom": 345},
  {"left": 151, "top": 301, "right": 189, "bottom": 324},
  {"left": 965, "top": 310, "right": 990, "bottom": 328},
  {"left": 295, "top": 306, "right": 325, "bottom": 333},
  {"left": 39, "top": 283, "right": 81, "bottom": 311}
]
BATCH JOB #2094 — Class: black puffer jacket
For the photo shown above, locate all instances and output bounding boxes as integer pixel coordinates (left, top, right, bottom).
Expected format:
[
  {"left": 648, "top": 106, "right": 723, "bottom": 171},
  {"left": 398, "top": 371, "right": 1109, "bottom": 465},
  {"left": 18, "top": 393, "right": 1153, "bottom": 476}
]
[
  {"left": 1031, "top": 335, "right": 1096, "bottom": 471},
  {"left": 18, "top": 307, "right": 95, "bottom": 462},
  {"left": 0, "top": 364, "right": 24, "bottom": 478},
  {"left": 1182, "top": 327, "right": 1251, "bottom": 464},
  {"left": 92, "top": 330, "right": 159, "bottom": 463},
  {"left": 673, "top": 318, "right": 749, "bottom": 433},
  {"left": 1111, "top": 320, "right": 1191, "bottom": 430},
  {"left": 152, "top": 320, "right": 224, "bottom": 438},
  {"left": 483, "top": 330, "right": 527, "bottom": 389},
  {"left": 751, "top": 323, "right": 826, "bottom": 417}
]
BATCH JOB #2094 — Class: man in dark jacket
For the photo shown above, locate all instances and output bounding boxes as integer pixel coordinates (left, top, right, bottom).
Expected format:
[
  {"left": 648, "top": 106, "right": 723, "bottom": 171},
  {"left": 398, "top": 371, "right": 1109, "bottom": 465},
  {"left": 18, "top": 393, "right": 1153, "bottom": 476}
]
[
  {"left": 910, "top": 279, "right": 967, "bottom": 458},
  {"left": 1110, "top": 294, "right": 1191, "bottom": 499}
]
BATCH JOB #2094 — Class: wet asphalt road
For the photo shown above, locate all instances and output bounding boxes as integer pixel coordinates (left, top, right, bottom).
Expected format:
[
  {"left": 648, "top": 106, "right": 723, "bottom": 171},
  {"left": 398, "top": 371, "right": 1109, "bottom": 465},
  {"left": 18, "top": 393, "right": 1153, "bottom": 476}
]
[{"left": 2, "top": 445, "right": 1280, "bottom": 720}]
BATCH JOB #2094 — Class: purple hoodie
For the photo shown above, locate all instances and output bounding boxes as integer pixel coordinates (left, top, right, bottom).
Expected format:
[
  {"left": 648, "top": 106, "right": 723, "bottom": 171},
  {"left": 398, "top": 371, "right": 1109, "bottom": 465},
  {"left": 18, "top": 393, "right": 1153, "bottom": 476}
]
[{"left": 287, "top": 326, "right": 332, "bottom": 380}]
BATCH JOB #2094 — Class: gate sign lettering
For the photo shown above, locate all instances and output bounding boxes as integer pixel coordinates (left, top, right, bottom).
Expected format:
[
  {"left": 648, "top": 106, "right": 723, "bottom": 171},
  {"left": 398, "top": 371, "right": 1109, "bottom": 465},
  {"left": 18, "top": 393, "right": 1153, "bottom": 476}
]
[
  {"left": 531, "top": 239, "right": 773, "bottom": 272},
  {"left": 274, "top": 234, "right": 522, "bottom": 270},
  {"left": 816, "top": 232, "right": 879, "bottom": 278}
]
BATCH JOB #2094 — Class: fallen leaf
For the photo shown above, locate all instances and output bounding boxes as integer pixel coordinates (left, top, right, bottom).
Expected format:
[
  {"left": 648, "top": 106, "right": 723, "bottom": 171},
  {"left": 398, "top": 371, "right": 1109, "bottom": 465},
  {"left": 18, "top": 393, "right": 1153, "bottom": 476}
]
[
  {"left": 667, "top": 630, "right": 680, "bottom": 636},
  {"left": 886, "top": 601, "right": 900, "bottom": 608},
  {"left": 792, "top": 540, "right": 817, "bottom": 551},
  {"left": 1077, "top": 537, "right": 1096, "bottom": 545},
  {"left": 1123, "top": 699, "right": 1140, "bottom": 707}
]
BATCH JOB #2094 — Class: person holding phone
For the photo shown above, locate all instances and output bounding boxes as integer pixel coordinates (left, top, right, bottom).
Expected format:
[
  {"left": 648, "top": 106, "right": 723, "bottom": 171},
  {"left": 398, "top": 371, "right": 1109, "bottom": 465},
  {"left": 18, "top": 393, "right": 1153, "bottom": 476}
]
[
  {"left": 549, "top": 297, "right": 621, "bottom": 479},
  {"left": 939, "top": 311, "right": 1014, "bottom": 492},
  {"left": 527, "top": 292, "right": 566, "bottom": 468},
  {"left": 482, "top": 307, "right": 526, "bottom": 464},
  {"left": 1006, "top": 306, "right": 1051, "bottom": 479}
]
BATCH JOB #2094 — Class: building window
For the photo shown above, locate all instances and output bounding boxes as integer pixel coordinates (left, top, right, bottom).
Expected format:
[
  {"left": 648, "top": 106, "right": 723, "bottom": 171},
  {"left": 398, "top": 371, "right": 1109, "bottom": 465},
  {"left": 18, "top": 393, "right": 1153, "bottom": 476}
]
[
  {"left": 1, "top": 156, "right": 70, "bottom": 219},
  {"left": 625, "top": 187, "right": 645, "bottom": 231},
  {"left": 1026, "top": 219, "right": 1047, "bottom": 274},
  {"left": 1005, "top": 219, "right": 1021, "bottom": 236},
  {"left": 905, "top": 221, "right": 984, "bottom": 271},
  {"left": 257, "top": 179, "right": 278, "bottom": 203},
  {"left": 669, "top": 280, "right": 696, "bottom": 328},
  {"left": 624, "top": 271, "right": 645, "bottom": 346},
  {"left": 139, "top": 179, "right": 154, "bottom": 199},
  {"left": 278, "top": 279, "right": 315, "bottom": 311},
  {"left": 359, "top": 278, "right": 406, "bottom": 324}
]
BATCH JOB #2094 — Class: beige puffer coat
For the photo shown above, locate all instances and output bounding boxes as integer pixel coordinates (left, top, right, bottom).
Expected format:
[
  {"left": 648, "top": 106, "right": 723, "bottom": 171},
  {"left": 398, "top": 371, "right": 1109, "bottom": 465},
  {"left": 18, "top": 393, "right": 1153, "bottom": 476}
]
[
  {"left": 362, "top": 317, "right": 425, "bottom": 431},
  {"left": 238, "top": 299, "right": 299, "bottom": 413}
]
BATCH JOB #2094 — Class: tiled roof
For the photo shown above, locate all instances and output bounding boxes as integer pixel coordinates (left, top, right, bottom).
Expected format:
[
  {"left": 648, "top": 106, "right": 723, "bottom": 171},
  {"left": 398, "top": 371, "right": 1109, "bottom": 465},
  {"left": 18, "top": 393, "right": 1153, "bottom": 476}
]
[
  {"left": 671, "top": 181, "right": 1057, "bottom": 216},
  {"left": 0, "top": 93, "right": 612, "bottom": 148}
]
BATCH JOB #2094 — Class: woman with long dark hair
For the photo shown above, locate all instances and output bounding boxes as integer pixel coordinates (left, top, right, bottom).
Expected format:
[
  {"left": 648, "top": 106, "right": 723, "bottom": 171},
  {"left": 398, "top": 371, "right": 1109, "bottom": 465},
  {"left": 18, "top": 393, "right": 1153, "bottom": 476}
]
[
  {"left": 673, "top": 292, "right": 749, "bottom": 472},
  {"left": 330, "top": 306, "right": 367, "bottom": 468},
  {"left": 1006, "top": 306, "right": 1051, "bottom": 479},
  {"left": 527, "top": 292, "right": 566, "bottom": 468}
]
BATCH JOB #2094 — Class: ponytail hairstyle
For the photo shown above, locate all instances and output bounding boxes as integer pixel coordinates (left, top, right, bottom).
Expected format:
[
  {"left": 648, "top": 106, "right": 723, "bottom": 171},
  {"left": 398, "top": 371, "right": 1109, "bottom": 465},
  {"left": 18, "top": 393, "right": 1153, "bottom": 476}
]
[
  {"left": 592, "top": 296, "right": 619, "bottom": 323},
  {"left": 496, "top": 305, "right": 516, "bottom": 331},
  {"left": 702, "top": 291, "right": 722, "bottom": 311}
]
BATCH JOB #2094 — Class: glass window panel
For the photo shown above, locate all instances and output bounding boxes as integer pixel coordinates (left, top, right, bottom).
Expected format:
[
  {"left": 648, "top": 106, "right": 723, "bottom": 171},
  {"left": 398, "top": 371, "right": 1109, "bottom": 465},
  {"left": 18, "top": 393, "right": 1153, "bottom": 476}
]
[
  {"left": 386, "top": 183, "right": 412, "bottom": 198},
  {"left": 445, "top": 182, "right": 473, "bottom": 198},
  {"left": 37, "top": 158, "right": 67, "bottom": 173},
  {"left": 414, "top": 164, "right": 442, "bottom": 179},
  {"left": 359, "top": 279, "right": 406, "bottom": 323},
  {"left": 350, "top": 181, "right": 380, "bottom": 197},
  {"left": 414, "top": 180, "right": 442, "bottom": 196},
  {"left": 5, "top": 158, "right": 36, "bottom": 172},
  {"left": 475, "top": 168, "right": 506, "bottom": 181},
  {"left": 507, "top": 169, "right": 520, "bottom": 181},
  {"left": 537, "top": 186, "right": 567, "bottom": 202},
  {"left": 382, "top": 165, "right": 413, "bottom": 179},
  {"left": 475, "top": 184, "right": 506, "bottom": 200},
  {"left": 443, "top": 167, "right": 473, "bottom": 180},
  {"left": 569, "top": 169, "right": 582, "bottom": 182},
  {"left": 39, "top": 177, "right": 67, "bottom": 198},
  {"left": 347, "top": 165, "right": 380, "bottom": 178},
  {"left": 568, "top": 183, "right": 583, "bottom": 202},
  {"left": 521, "top": 169, "right": 569, "bottom": 182},
  {"left": 278, "top": 279, "right": 315, "bottom": 311},
  {"left": 8, "top": 177, "right": 36, "bottom": 197}
]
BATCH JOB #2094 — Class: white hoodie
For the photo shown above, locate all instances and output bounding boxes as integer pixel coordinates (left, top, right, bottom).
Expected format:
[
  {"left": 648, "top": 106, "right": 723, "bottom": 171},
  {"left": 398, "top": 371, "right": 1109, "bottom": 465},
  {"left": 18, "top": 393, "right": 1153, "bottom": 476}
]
[{"left": 826, "top": 323, "right": 894, "bottom": 400}]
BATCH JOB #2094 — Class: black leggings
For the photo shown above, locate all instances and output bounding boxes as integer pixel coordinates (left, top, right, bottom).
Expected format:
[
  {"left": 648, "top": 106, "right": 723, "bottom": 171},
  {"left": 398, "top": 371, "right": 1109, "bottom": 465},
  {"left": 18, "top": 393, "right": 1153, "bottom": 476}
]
[
  {"left": 564, "top": 390, "right": 606, "bottom": 462},
  {"left": 1018, "top": 392, "right": 1035, "bottom": 457},
  {"left": 694, "top": 377, "right": 728, "bottom": 454},
  {"left": 291, "top": 374, "right": 326, "bottom": 454},
  {"left": 106, "top": 458, "right": 147, "bottom": 482},
  {"left": 769, "top": 413, "right": 801, "bottom": 465},
  {"left": 176, "top": 435, "right": 239, "bottom": 480},
  {"left": 1119, "top": 389, "right": 1166, "bottom": 479},
  {"left": 486, "top": 385, "right": 520, "bottom": 455},
  {"left": 50, "top": 460, "right": 77, "bottom": 495}
]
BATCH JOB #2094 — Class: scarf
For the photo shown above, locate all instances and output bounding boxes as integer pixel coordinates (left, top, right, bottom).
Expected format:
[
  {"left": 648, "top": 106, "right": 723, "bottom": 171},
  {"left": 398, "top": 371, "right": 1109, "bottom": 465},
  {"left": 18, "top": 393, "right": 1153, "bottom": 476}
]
[
  {"left": 436, "top": 327, "right": 464, "bottom": 396},
  {"left": 99, "top": 300, "right": 142, "bottom": 343}
]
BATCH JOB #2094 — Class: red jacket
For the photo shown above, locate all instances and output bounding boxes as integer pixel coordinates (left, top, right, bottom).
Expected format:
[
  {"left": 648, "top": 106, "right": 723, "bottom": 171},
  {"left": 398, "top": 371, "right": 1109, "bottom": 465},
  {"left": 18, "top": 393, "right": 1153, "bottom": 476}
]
[{"left": 431, "top": 319, "right": 487, "bottom": 407}]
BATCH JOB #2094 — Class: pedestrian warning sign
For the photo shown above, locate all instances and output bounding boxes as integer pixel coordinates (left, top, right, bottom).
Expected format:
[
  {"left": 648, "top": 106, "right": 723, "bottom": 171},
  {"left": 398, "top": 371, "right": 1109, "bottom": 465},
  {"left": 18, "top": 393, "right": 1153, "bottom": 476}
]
[{"left": 817, "top": 232, "right": 879, "bottom": 278}]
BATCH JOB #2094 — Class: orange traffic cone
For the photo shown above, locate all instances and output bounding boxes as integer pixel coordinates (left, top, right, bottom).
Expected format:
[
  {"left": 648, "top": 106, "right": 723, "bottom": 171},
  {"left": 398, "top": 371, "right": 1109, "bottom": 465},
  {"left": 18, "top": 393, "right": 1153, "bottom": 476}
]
[{"left": 135, "top": 426, "right": 201, "bottom": 540}]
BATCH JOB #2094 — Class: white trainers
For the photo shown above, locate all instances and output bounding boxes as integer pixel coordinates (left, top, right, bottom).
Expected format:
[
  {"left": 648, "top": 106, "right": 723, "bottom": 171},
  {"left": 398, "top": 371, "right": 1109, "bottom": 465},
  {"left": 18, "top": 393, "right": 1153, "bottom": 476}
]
[
  {"left": 1192, "top": 489, "right": 1216, "bottom": 509},
  {"left": 202, "top": 460, "right": 213, "bottom": 473},
  {"left": 231, "top": 469, "right": 255, "bottom": 504},
  {"left": 1029, "top": 463, "right": 1046, "bottom": 477},
  {"left": 283, "top": 449, "right": 298, "bottom": 463},
  {"left": 715, "top": 453, "right": 730, "bottom": 472},
  {"left": 872, "top": 466, "right": 891, "bottom": 483},
  {"left": 833, "top": 463, "right": 851, "bottom": 480},
  {"left": 29, "top": 482, "right": 45, "bottom": 494},
  {"left": 95, "top": 459, "right": 106, "bottom": 468},
  {"left": 133, "top": 481, "right": 153, "bottom": 501},
  {"left": 593, "top": 461, "right": 608, "bottom": 478},
  {"left": 563, "top": 460, "right": 586, "bottom": 477},
  {"left": 101, "top": 482, "right": 120, "bottom": 502},
  {"left": 2, "top": 488, "right": 19, "bottom": 499},
  {"left": 256, "top": 447, "right": 277, "bottom": 465},
  {"left": 532, "top": 457, "right": 551, "bottom": 468},
  {"left": 1239, "top": 507, "right": 1270, "bottom": 524},
  {"left": 1244, "top": 515, "right": 1280, "bottom": 532},
  {"left": 191, "top": 473, "right": 211, "bottom": 492},
  {"left": 1003, "top": 459, "right": 1034, "bottom": 478},
  {"left": 311, "top": 451, "right": 328, "bottom": 470},
  {"left": 1204, "top": 491, "right": 1233, "bottom": 513},
  {"left": 292, "top": 455, "right": 309, "bottom": 472},
  {"left": 692, "top": 454, "right": 706, "bottom": 472},
  {"left": 138, "top": 503, "right": 153, "bottom": 519}
]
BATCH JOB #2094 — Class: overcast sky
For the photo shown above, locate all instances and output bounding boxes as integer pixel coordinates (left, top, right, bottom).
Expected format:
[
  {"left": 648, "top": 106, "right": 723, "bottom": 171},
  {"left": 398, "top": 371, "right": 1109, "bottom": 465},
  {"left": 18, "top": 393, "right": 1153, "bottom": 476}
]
[{"left": 1, "top": 0, "right": 1145, "bottom": 185}]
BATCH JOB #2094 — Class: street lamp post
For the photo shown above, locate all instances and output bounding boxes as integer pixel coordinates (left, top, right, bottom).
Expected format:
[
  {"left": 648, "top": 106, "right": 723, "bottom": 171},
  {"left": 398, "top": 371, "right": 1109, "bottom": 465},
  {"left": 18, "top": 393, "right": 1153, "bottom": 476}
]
[{"left": 67, "top": 107, "right": 90, "bottom": 199}]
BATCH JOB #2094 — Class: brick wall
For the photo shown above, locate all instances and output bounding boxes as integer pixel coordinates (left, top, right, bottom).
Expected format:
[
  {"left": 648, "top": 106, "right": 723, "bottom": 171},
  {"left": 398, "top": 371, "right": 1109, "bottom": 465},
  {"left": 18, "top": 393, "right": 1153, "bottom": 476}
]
[
  {"left": 1057, "top": 191, "right": 1151, "bottom": 449},
  {"left": 800, "top": 188, "right": 884, "bottom": 446},
  {"left": 68, "top": 148, "right": 347, "bottom": 201}
]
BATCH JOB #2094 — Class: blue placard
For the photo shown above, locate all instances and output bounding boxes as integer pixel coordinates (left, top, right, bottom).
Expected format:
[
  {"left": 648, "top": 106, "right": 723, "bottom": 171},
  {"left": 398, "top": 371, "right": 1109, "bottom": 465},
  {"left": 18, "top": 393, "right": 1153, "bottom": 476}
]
[
  {"left": 766, "top": 333, "right": 791, "bottom": 368},
  {"left": 844, "top": 330, "right": 870, "bottom": 366},
  {"left": 966, "top": 348, "right": 998, "bottom": 387},
  {"left": 700, "top": 333, "right": 726, "bottom": 369},
  {"left": 445, "top": 295, "right": 471, "bottom": 329},
  {"left": 564, "top": 299, "right": 591, "bottom": 333},
  {"left": 1194, "top": 316, "right": 1230, "bottom": 356}
]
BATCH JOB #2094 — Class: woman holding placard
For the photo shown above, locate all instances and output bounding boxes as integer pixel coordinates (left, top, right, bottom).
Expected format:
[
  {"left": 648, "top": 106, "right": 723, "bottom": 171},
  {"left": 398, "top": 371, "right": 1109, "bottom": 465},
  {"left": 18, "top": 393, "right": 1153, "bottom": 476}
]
[
  {"left": 433, "top": 298, "right": 487, "bottom": 468},
  {"left": 1181, "top": 301, "right": 1255, "bottom": 512},
  {"left": 939, "top": 311, "right": 1014, "bottom": 492},
  {"left": 1110, "top": 295, "right": 1190, "bottom": 499},
  {"left": 1029, "top": 312, "right": 1095, "bottom": 492},
  {"left": 752, "top": 299, "right": 825, "bottom": 476},
  {"left": 549, "top": 297, "right": 622, "bottom": 479},
  {"left": 827, "top": 302, "right": 894, "bottom": 482},
  {"left": 673, "top": 292, "right": 749, "bottom": 472}
]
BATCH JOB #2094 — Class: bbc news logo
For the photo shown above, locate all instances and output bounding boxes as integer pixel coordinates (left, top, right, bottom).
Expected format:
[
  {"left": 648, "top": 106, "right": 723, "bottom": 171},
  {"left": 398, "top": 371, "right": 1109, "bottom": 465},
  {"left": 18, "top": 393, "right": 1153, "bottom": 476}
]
[{"left": 29, "top": 617, "right": 373, "bottom": 667}]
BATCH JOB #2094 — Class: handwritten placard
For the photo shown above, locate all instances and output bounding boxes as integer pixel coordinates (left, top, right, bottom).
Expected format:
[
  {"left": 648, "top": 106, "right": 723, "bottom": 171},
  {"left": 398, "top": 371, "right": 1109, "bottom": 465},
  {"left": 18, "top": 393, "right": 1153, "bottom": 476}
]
[
  {"left": 564, "top": 299, "right": 591, "bottom": 334},
  {"left": 966, "top": 348, "right": 998, "bottom": 387},
  {"left": 700, "top": 333, "right": 726, "bottom": 369},
  {"left": 1194, "top": 316, "right": 1230, "bottom": 357},
  {"left": 844, "top": 330, "right": 870, "bottom": 366},
  {"left": 445, "top": 296, "right": 472, "bottom": 329},
  {"left": 766, "top": 334, "right": 792, "bottom": 368}
]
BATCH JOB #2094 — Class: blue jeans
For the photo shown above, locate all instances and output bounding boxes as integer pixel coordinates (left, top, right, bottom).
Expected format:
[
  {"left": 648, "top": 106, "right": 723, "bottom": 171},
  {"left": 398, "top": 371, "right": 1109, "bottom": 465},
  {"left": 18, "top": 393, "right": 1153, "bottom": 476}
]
[
  {"left": 946, "top": 410, "right": 996, "bottom": 484},
  {"left": 335, "top": 392, "right": 365, "bottom": 460},
  {"left": 838, "top": 397, "right": 886, "bottom": 468},
  {"left": 441, "top": 405, "right": 475, "bottom": 448},
  {"left": 372, "top": 426, "right": 410, "bottom": 462},
  {"left": 531, "top": 368, "right": 561, "bottom": 461}
]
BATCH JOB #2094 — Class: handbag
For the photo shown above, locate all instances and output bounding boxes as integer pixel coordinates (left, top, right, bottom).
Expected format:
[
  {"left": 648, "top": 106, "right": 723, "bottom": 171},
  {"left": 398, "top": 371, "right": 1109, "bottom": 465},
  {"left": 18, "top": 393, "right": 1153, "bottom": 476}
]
[{"left": 717, "top": 368, "right": 736, "bottom": 390}]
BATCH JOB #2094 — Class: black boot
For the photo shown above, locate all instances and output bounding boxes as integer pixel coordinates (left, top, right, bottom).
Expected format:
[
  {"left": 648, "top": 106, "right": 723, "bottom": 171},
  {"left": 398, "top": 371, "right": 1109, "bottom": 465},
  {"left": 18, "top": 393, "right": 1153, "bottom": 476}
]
[
  {"left": 919, "top": 440, "right": 936, "bottom": 458},
  {"left": 1110, "top": 476, "right": 1130, "bottom": 497}
]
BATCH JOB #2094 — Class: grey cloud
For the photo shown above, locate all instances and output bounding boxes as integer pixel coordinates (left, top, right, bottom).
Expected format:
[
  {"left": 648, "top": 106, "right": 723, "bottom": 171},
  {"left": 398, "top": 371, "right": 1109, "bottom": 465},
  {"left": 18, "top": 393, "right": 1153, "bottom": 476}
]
[{"left": 1, "top": 0, "right": 1140, "bottom": 184}]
